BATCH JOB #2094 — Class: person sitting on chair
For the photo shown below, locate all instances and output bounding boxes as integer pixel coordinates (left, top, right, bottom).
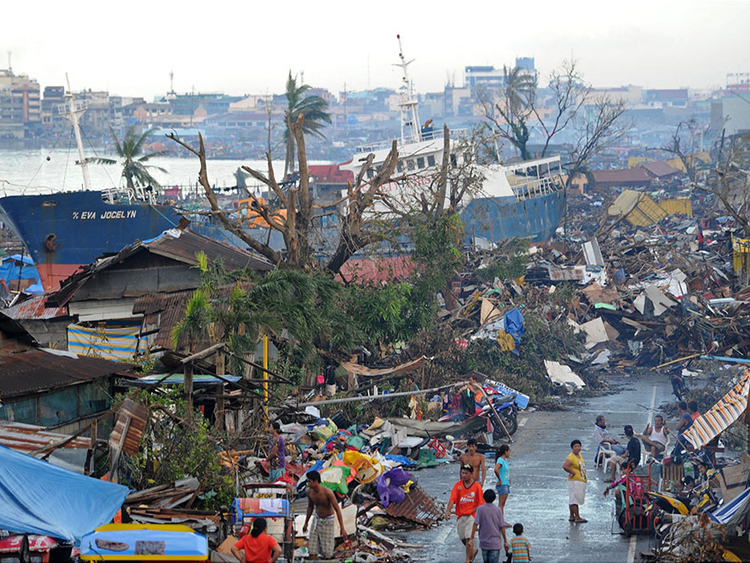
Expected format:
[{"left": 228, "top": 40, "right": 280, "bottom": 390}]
[
  {"left": 594, "top": 415, "right": 625, "bottom": 462},
  {"left": 641, "top": 415, "right": 670, "bottom": 460},
  {"left": 606, "top": 425, "right": 641, "bottom": 483}
]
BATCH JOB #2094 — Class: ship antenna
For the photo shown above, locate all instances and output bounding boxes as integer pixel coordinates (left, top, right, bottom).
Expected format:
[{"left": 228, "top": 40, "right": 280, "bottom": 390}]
[
  {"left": 393, "top": 34, "right": 422, "bottom": 145},
  {"left": 60, "top": 74, "right": 91, "bottom": 191}
]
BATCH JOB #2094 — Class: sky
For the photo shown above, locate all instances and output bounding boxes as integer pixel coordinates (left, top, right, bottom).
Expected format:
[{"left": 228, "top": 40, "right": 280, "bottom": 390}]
[{"left": 3, "top": 0, "right": 748, "bottom": 100}]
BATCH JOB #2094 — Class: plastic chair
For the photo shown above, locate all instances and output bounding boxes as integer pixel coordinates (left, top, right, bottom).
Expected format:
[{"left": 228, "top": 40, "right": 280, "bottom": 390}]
[{"left": 596, "top": 442, "right": 618, "bottom": 469}]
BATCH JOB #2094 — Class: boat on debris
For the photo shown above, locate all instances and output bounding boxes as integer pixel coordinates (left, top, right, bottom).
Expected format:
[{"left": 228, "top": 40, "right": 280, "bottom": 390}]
[{"left": 335, "top": 35, "right": 566, "bottom": 245}]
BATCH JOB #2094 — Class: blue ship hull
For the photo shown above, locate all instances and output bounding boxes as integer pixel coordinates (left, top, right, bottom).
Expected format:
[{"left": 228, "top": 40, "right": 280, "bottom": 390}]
[
  {"left": 0, "top": 191, "right": 183, "bottom": 291},
  {"left": 461, "top": 189, "right": 565, "bottom": 243}
]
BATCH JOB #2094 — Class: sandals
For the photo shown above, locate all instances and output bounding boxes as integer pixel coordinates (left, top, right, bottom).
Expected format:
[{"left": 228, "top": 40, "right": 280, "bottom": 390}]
[{"left": 575, "top": 518, "right": 588, "bottom": 523}]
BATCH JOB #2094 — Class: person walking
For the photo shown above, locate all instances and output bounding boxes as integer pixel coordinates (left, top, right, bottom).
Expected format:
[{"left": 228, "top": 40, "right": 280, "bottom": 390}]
[
  {"left": 563, "top": 439, "right": 588, "bottom": 523},
  {"left": 460, "top": 438, "right": 487, "bottom": 486},
  {"left": 302, "top": 470, "right": 348, "bottom": 560},
  {"left": 471, "top": 489, "right": 510, "bottom": 563},
  {"left": 230, "top": 518, "right": 282, "bottom": 563},
  {"left": 446, "top": 464, "right": 485, "bottom": 563},
  {"left": 494, "top": 444, "right": 511, "bottom": 510},
  {"left": 509, "top": 523, "right": 531, "bottom": 562},
  {"left": 267, "top": 422, "right": 285, "bottom": 482}
]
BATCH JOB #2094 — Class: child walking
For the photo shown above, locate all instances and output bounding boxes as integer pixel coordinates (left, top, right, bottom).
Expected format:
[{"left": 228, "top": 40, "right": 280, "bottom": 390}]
[{"left": 509, "top": 523, "right": 531, "bottom": 562}]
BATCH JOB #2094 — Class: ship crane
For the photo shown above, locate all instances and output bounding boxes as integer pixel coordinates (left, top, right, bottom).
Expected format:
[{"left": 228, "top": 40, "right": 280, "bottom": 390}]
[
  {"left": 58, "top": 74, "right": 91, "bottom": 192},
  {"left": 394, "top": 34, "right": 422, "bottom": 146}
]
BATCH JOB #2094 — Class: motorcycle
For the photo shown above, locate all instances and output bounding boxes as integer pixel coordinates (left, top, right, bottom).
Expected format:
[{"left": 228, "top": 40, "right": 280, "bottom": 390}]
[
  {"left": 480, "top": 392, "right": 518, "bottom": 438},
  {"left": 668, "top": 367, "right": 688, "bottom": 401}
]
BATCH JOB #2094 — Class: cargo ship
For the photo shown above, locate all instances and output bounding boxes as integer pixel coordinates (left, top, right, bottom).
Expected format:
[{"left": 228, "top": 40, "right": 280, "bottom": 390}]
[
  {"left": 0, "top": 89, "right": 189, "bottom": 292},
  {"left": 337, "top": 35, "right": 565, "bottom": 244}
]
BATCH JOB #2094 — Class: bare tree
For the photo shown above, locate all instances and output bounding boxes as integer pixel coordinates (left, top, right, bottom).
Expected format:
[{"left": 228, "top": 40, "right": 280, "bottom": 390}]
[
  {"left": 480, "top": 66, "right": 536, "bottom": 161},
  {"left": 656, "top": 117, "right": 710, "bottom": 185},
  {"left": 531, "top": 60, "right": 588, "bottom": 158},
  {"left": 169, "top": 115, "right": 399, "bottom": 273},
  {"left": 481, "top": 60, "right": 588, "bottom": 162},
  {"left": 692, "top": 132, "right": 750, "bottom": 236},
  {"left": 568, "top": 95, "right": 630, "bottom": 190}
]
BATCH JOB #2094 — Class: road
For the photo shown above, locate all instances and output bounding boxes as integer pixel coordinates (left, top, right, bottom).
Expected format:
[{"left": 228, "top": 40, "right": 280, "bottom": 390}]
[{"left": 398, "top": 371, "right": 675, "bottom": 563}]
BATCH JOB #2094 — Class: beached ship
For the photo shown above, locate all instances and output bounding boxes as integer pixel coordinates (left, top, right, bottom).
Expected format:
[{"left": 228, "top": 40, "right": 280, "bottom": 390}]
[
  {"left": 0, "top": 88, "right": 230, "bottom": 293},
  {"left": 337, "top": 35, "right": 566, "bottom": 244}
]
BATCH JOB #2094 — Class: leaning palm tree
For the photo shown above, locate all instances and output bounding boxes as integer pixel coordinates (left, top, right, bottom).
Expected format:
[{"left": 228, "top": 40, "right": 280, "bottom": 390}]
[
  {"left": 283, "top": 71, "right": 332, "bottom": 179},
  {"left": 93, "top": 125, "right": 167, "bottom": 189}
]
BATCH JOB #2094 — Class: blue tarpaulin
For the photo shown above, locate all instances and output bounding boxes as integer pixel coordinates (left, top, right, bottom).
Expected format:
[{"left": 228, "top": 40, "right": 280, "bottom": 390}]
[
  {"left": 0, "top": 254, "right": 43, "bottom": 295},
  {"left": 0, "top": 445, "right": 129, "bottom": 544},
  {"left": 503, "top": 308, "right": 525, "bottom": 355}
]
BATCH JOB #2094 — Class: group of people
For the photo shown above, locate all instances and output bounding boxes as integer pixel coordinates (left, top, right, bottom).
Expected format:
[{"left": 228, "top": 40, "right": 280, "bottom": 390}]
[
  {"left": 446, "top": 439, "right": 531, "bottom": 563},
  {"left": 560, "top": 401, "right": 703, "bottom": 523}
]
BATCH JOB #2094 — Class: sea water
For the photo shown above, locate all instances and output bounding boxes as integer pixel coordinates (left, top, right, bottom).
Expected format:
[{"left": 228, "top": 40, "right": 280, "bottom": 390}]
[{"left": 0, "top": 149, "right": 296, "bottom": 196}]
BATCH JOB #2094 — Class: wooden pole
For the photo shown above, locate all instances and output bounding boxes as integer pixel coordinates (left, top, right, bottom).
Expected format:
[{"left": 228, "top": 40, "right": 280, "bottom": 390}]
[
  {"left": 477, "top": 383, "right": 513, "bottom": 443},
  {"left": 184, "top": 362, "right": 194, "bottom": 416},
  {"left": 263, "top": 336, "right": 269, "bottom": 418}
]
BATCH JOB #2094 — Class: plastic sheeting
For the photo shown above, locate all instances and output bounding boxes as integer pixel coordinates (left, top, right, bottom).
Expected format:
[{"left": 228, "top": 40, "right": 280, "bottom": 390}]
[
  {"left": 0, "top": 445, "right": 129, "bottom": 544},
  {"left": 376, "top": 468, "right": 411, "bottom": 508}
]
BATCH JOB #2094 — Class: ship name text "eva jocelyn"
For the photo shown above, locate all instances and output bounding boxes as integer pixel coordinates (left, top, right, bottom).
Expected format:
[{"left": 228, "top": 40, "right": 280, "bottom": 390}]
[{"left": 71, "top": 210, "right": 138, "bottom": 220}]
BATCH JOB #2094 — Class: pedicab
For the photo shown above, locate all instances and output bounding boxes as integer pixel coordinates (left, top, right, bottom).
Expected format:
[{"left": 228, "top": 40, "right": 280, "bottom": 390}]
[
  {"left": 79, "top": 524, "right": 208, "bottom": 561},
  {"left": 234, "top": 483, "right": 296, "bottom": 562}
]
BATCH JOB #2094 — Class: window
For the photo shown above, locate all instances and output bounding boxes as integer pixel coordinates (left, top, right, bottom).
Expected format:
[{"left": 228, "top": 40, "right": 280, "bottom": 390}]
[
  {"left": 427, "top": 155, "right": 436, "bottom": 167},
  {"left": 450, "top": 154, "right": 457, "bottom": 167},
  {"left": 407, "top": 160, "right": 415, "bottom": 171},
  {"left": 417, "top": 157, "right": 425, "bottom": 169},
  {"left": 397, "top": 161, "right": 404, "bottom": 173}
]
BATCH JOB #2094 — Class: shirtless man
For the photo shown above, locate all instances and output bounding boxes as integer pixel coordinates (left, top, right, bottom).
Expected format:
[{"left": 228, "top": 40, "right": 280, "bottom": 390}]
[
  {"left": 302, "top": 470, "right": 348, "bottom": 560},
  {"left": 459, "top": 438, "right": 486, "bottom": 486},
  {"left": 641, "top": 415, "right": 670, "bottom": 459}
]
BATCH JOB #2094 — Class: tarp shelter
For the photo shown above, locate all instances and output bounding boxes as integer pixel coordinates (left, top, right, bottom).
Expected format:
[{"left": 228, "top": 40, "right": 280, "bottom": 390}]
[
  {"left": 683, "top": 371, "right": 750, "bottom": 449},
  {"left": 67, "top": 322, "right": 146, "bottom": 361},
  {"left": 0, "top": 254, "right": 43, "bottom": 295},
  {"left": 0, "top": 444, "right": 129, "bottom": 544}
]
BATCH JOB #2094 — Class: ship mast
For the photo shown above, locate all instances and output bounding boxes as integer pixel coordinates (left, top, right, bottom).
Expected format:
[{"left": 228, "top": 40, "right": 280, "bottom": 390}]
[
  {"left": 394, "top": 34, "right": 422, "bottom": 145},
  {"left": 60, "top": 74, "right": 91, "bottom": 191}
]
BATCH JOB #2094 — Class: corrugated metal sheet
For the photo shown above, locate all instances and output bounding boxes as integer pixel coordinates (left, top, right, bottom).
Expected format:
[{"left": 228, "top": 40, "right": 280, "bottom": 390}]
[
  {"left": 0, "top": 348, "right": 124, "bottom": 399},
  {"left": 2, "top": 294, "right": 68, "bottom": 320},
  {"left": 384, "top": 484, "right": 443, "bottom": 526},
  {"left": 108, "top": 399, "right": 148, "bottom": 456},
  {"left": 660, "top": 197, "right": 693, "bottom": 217},
  {"left": 0, "top": 421, "right": 91, "bottom": 453}
]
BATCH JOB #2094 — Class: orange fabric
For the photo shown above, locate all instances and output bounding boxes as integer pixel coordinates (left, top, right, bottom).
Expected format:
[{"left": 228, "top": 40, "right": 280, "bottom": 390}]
[
  {"left": 234, "top": 532, "right": 279, "bottom": 563},
  {"left": 449, "top": 480, "right": 484, "bottom": 517}
]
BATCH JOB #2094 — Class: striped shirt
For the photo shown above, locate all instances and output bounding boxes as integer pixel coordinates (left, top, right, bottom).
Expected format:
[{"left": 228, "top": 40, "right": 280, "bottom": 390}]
[{"left": 511, "top": 536, "right": 531, "bottom": 562}]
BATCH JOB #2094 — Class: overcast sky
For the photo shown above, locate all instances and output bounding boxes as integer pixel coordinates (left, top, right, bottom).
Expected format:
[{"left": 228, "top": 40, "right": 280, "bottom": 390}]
[{"left": 4, "top": 0, "right": 748, "bottom": 100}]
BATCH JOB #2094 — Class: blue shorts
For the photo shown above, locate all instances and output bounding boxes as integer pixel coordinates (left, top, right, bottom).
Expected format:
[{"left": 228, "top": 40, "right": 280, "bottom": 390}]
[{"left": 496, "top": 484, "right": 510, "bottom": 496}]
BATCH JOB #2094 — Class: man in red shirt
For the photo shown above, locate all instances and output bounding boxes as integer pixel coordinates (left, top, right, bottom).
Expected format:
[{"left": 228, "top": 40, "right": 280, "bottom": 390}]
[{"left": 446, "top": 464, "right": 485, "bottom": 563}]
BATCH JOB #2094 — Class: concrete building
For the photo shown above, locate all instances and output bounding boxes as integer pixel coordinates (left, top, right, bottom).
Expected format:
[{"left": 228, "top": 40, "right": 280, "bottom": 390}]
[{"left": 0, "top": 70, "right": 41, "bottom": 138}]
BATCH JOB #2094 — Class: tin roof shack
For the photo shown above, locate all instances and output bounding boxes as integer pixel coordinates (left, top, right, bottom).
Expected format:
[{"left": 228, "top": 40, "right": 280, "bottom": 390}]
[
  {"left": 2, "top": 293, "right": 72, "bottom": 349},
  {"left": 45, "top": 229, "right": 272, "bottom": 360},
  {"left": 47, "top": 228, "right": 272, "bottom": 323},
  {"left": 0, "top": 312, "right": 130, "bottom": 434}
]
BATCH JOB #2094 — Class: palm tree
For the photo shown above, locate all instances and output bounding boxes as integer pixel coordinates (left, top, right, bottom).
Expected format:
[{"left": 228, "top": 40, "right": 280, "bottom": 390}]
[
  {"left": 93, "top": 125, "right": 167, "bottom": 189},
  {"left": 283, "top": 71, "right": 332, "bottom": 179}
]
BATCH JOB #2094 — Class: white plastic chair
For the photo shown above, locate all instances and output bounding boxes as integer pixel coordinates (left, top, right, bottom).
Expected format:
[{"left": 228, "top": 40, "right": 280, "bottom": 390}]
[{"left": 596, "top": 442, "right": 618, "bottom": 469}]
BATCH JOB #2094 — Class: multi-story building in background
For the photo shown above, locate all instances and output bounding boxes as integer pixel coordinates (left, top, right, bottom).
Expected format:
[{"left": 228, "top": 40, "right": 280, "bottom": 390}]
[{"left": 0, "top": 69, "right": 41, "bottom": 139}]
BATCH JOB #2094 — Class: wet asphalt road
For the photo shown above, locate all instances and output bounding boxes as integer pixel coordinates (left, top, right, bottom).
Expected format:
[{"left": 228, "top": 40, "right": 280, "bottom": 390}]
[{"left": 397, "top": 371, "right": 675, "bottom": 563}]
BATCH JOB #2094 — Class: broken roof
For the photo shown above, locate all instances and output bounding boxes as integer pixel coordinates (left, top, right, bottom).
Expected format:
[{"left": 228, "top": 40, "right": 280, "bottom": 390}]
[
  {"left": 47, "top": 228, "right": 272, "bottom": 307},
  {"left": 0, "top": 422, "right": 92, "bottom": 453},
  {"left": 0, "top": 348, "right": 128, "bottom": 399},
  {"left": 641, "top": 160, "right": 681, "bottom": 179},
  {"left": 593, "top": 168, "right": 652, "bottom": 187}
]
